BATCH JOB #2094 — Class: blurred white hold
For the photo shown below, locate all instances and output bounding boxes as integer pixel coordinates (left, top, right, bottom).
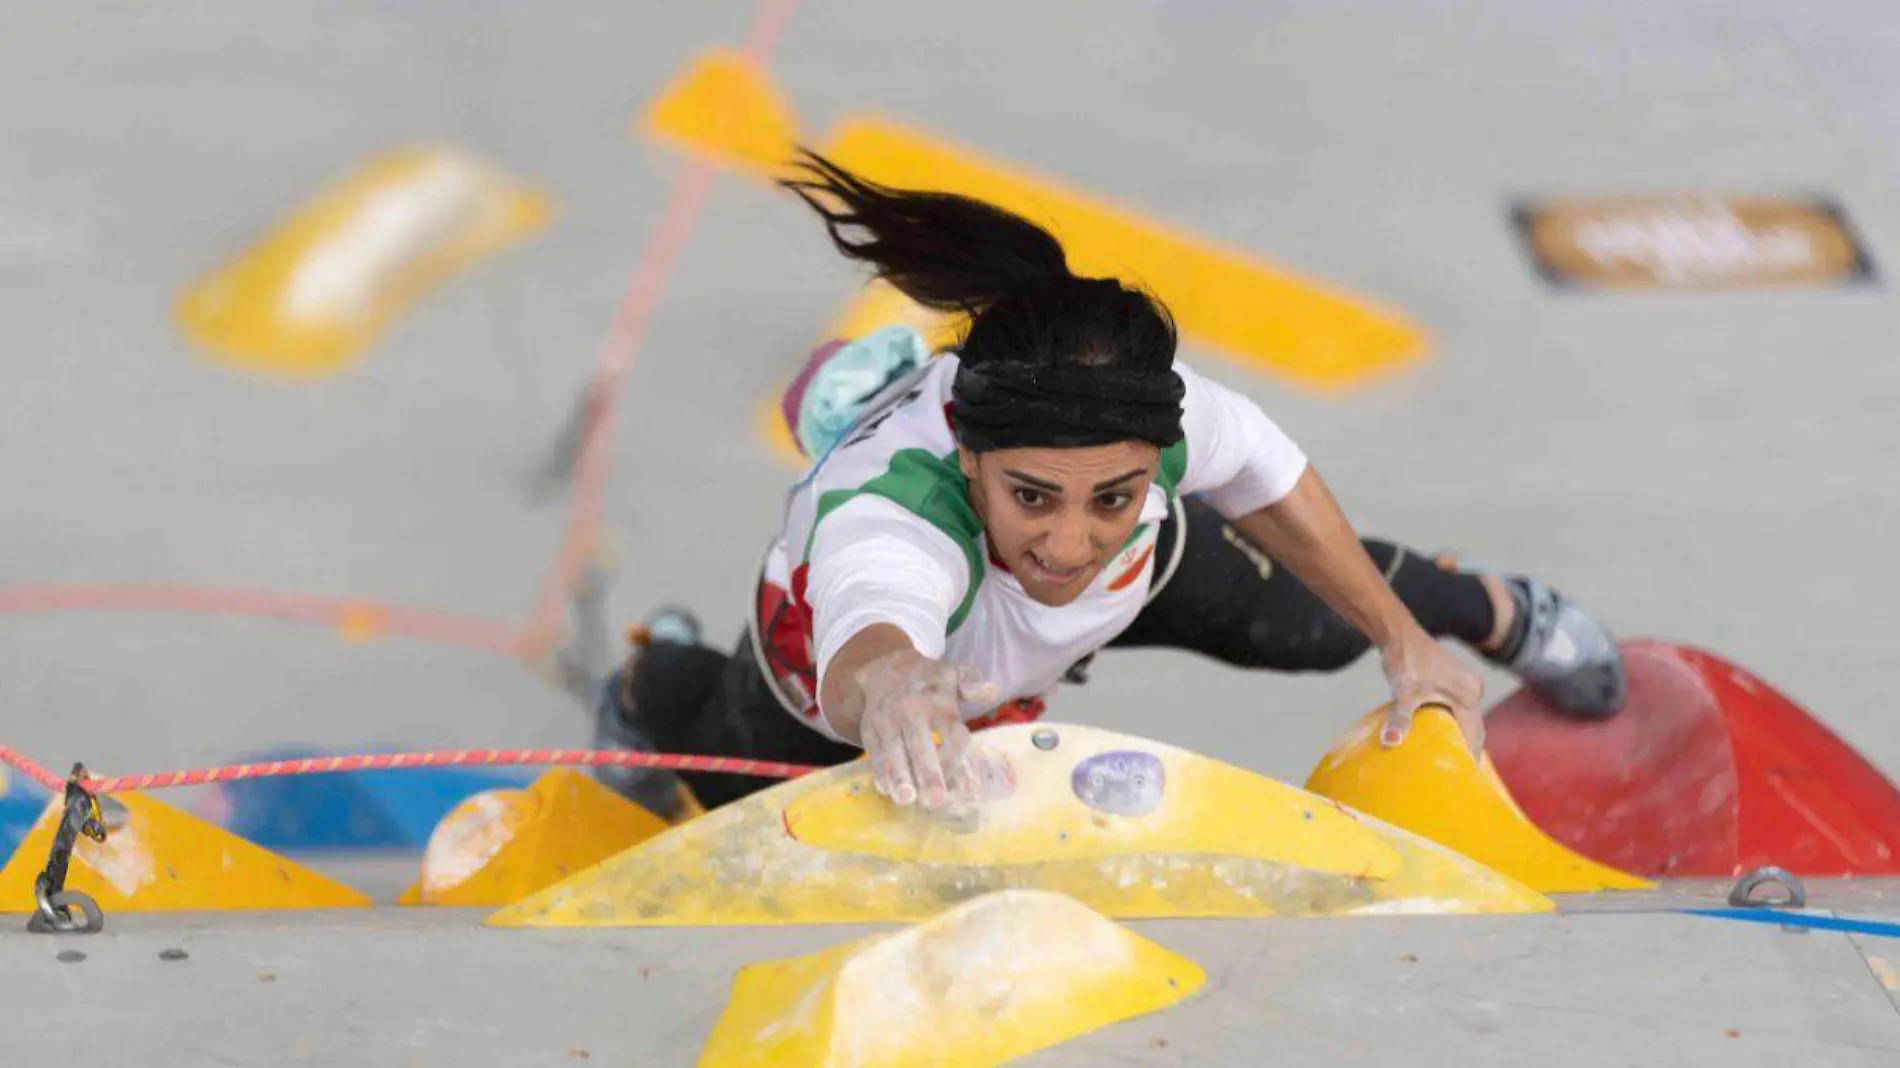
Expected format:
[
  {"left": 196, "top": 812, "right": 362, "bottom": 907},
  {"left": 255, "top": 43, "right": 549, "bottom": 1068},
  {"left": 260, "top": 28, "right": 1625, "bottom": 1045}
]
[
  {"left": 417, "top": 788, "right": 536, "bottom": 897},
  {"left": 282, "top": 153, "right": 491, "bottom": 324}
]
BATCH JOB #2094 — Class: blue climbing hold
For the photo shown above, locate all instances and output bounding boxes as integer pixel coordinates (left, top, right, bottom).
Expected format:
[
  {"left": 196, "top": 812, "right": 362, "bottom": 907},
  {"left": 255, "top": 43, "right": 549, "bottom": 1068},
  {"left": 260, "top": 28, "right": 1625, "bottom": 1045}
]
[
  {"left": 191, "top": 744, "right": 538, "bottom": 853},
  {"left": 0, "top": 767, "right": 52, "bottom": 867}
]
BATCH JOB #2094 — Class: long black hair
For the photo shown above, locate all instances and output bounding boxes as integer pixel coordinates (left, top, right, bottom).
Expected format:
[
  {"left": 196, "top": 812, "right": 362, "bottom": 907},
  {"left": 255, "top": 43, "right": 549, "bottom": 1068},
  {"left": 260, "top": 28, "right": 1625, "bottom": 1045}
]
[{"left": 777, "top": 149, "right": 1179, "bottom": 380}]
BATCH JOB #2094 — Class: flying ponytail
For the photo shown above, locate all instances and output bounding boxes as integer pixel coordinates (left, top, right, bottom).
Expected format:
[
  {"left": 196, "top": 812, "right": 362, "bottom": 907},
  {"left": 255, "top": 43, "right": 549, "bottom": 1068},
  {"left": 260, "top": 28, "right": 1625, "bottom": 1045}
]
[
  {"left": 778, "top": 149, "right": 1072, "bottom": 316},
  {"left": 779, "top": 147, "right": 1185, "bottom": 452}
]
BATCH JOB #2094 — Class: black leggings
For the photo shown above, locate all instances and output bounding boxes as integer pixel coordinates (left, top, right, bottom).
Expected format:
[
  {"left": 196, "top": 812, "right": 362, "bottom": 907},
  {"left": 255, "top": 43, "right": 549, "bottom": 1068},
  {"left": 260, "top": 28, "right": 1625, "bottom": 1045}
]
[
  {"left": 628, "top": 634, "right": 864, "bottom": 809},
  {"left": 1107, "top": 494, "right": 1495, "bottom": 669},
  {"left": 631, "top": 494, "right": 1496, "bottom": 808}
]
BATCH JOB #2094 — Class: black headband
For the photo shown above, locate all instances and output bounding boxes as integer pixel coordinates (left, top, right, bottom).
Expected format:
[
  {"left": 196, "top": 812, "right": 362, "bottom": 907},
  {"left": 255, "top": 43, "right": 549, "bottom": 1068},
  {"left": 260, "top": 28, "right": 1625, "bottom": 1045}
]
[{"left": 950, "top": 360, "right": 1186, "bottom": 452}]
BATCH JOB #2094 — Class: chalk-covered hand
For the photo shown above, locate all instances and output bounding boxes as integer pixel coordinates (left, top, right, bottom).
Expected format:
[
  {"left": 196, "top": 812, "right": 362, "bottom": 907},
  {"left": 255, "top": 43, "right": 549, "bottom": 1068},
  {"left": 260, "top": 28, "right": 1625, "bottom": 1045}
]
[
  {"left": 1379, "top": 628, "right": 1487, "bottom": 755},
  {"left": 853, "top": 649, "right": 1015, "bottom": 808}
]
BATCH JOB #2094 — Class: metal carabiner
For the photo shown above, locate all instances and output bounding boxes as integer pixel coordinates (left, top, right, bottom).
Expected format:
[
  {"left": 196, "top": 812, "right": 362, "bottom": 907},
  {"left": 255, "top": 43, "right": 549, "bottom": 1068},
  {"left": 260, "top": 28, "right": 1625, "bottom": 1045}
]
[{"left": 25, "top": 763, "right": 109, "bottom": 935}]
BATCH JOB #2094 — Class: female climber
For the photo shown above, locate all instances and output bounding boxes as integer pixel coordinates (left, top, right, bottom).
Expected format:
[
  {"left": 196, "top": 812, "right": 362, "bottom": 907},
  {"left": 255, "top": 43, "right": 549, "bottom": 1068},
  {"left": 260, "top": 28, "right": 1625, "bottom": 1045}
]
[{"left": 593, "top": 150, "right": 1626, "bottom": 818}]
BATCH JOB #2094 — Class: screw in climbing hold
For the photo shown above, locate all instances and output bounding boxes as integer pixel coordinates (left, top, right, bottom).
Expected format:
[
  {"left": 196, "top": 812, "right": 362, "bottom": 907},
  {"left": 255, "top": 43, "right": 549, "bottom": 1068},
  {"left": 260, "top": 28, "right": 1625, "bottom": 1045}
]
[
  {"left": 97, "top": 795, "right": 129, "bottom": 832},
  {"left": 1729, "top": 866, "right": 1808, "bottom": 909},
  {"left": 1032, "top": 729, "right": 1060, "bottom": 751},
  {"left": 1728, "top": 865, "right": 1813, "bottom": 933}
]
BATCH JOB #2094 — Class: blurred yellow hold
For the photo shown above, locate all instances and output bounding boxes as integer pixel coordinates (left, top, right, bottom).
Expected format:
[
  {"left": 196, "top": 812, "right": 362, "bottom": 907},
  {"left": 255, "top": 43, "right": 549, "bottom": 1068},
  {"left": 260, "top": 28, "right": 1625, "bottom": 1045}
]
[
  {"left": 756, "top": 392, "right": 806, "bottom": 471},
  {"left": 697, "top": 889, "right": 1204, "bottom": 1068},
  {"left": 0, "top": 791, "right": 369, "bottom": 912},
  {"left": 1867, "top": 955, "right": 1900, "bottom": 992},
  {"left": 486, "top": 722, "right": 1551, "bottom": 930},
  {"left": 642, "top": 51, "right": 1428, "bottom": 393},
  {"left": 823, "top": 118, "right": 1427, "bottom": 392},
  {"left": 177, "top": 146, "right": 552, "bottom": 379},
  {"left": 642, "top": 48, "right": 799, "bottom": 174},
  {"left": 782, "top": 734, "right": 1405, "bottom": 877},
  {"left": 825, "top": 279, "right": 965, "bottom": 352},
  {"left": 1303, "top": 705, "right": 1654, "bottom": 894},
  {"left": 398, "top": 768, "right": 670, "bottom": 907}
]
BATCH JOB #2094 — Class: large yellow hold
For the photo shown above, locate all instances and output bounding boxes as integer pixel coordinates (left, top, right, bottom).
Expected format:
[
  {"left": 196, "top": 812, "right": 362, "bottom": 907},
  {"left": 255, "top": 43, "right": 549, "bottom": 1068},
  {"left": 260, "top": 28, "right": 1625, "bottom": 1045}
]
[
  {"left": 1304, "top": 706, "right": 1653, "bottom": 894},
  {"left": 487, "top": 722, "right": 1551, "bottom": 929},
  {"left": 698, "top": 889, "right": 1204, "bottom": 1068},
  {"left": 177, "top": 146, "right": 551, "bottom": 378},
  {"left": 398, "top": 769, "right": 672, "bottom": 908},
  {"left": 0, "top": 791, "right": 369, "bottom": 912},
  {"left": 823, "top": 117, "right": 1426, "bottom": 393}
]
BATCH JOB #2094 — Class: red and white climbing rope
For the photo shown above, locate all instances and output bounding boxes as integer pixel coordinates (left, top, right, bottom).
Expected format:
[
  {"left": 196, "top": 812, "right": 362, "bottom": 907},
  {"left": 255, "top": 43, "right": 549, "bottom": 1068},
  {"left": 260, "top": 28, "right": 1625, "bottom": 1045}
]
[{"left": 0, "top": 743, "right": 817, "bottom": 796}]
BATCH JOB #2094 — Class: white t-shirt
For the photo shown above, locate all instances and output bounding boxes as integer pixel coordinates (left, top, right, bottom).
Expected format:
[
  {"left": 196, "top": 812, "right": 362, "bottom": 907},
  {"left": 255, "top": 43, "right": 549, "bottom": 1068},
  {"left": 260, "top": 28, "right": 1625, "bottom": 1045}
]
[{"left": 761, "top": 353, "right": 1309, "bottom": 742}]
